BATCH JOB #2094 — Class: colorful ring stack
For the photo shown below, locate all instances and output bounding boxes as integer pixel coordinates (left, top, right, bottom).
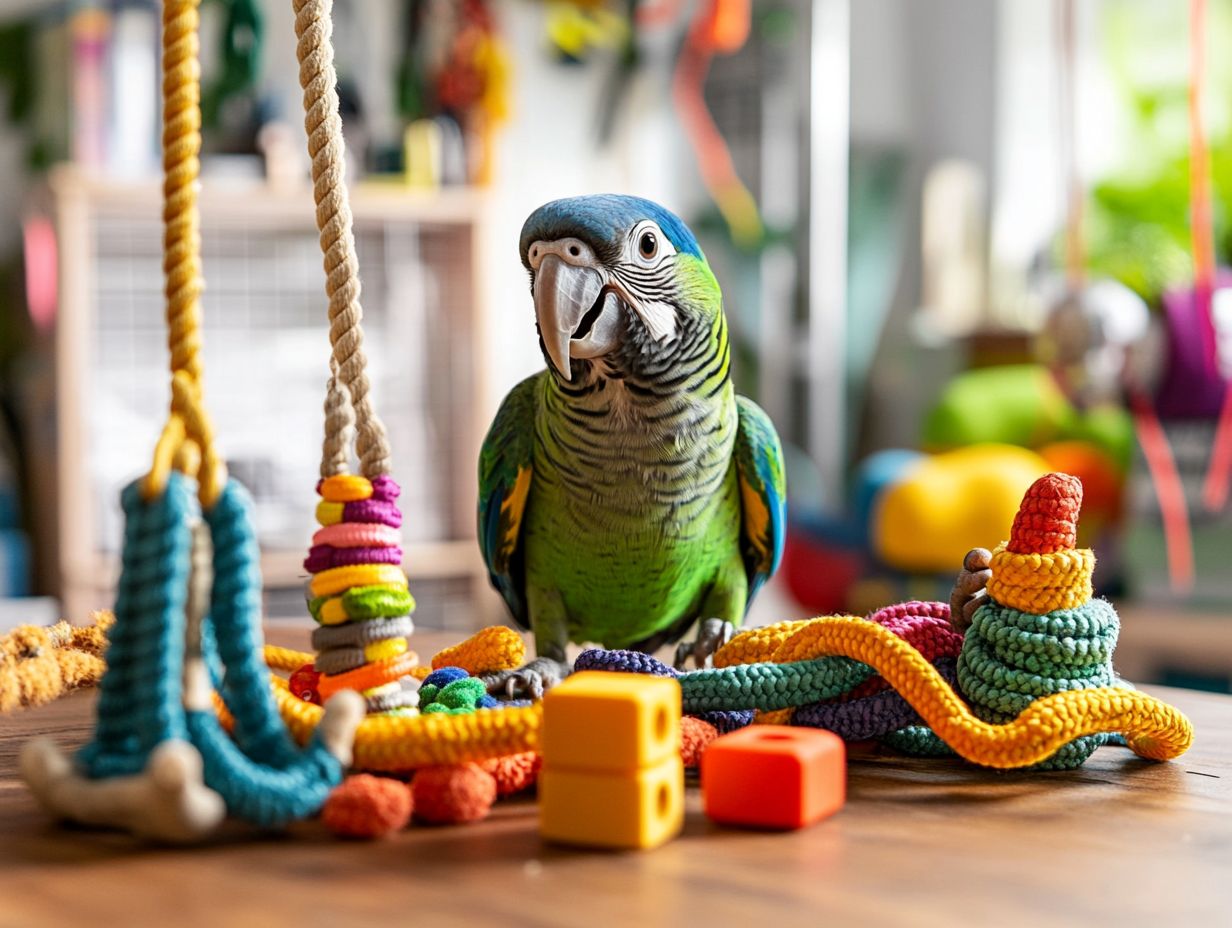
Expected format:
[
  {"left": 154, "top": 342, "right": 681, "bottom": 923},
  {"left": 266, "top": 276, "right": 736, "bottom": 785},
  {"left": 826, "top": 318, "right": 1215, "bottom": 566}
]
[
  {"left": 961, "top": 472, "right": 1117, "bottom": 769},
  {"left": 306, "top": 474, "right": 419, "bottom": 715}
]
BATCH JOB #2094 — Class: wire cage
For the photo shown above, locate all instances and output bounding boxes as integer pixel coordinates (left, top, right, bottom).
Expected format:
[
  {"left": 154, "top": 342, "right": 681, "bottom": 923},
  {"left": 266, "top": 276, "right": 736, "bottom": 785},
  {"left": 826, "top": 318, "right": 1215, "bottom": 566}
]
[{"left": 42, "top": 168, "right": 492, "bottom": 628}]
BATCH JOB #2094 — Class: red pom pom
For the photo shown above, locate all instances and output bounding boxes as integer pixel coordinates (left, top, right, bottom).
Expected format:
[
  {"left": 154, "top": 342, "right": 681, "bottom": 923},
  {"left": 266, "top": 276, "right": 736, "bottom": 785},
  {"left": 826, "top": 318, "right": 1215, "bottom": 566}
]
[
  {"left": 321, "top": 774, "right": 413, "bottom": 839},
  {"left": 478, "top": 752, "right": 541, "bottom": 796},
  {"left": 681, "top": 716, "right": 720, "bottom": 767},
  {"left": 412, "top": 764, "right": 498, "bottom": 825},
  {"left": 1007, "top": 473, "right": 1083, "bottom": 554},
  {"left": 289, "top": 663, "right": 322, "bottom": 705}
]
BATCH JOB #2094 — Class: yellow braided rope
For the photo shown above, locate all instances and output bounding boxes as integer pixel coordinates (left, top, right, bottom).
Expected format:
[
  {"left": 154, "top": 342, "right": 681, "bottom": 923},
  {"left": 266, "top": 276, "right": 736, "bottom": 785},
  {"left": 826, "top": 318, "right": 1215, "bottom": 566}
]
[
  {"left": 271, "top": 677, "right": 541, "bottom": 768},
  {"left": 256, "top": 627, "right": 533, "bottom": 767},
  {"left": 714, "top": 619, "right": 812, "bottom": 667},
  {"left": 775, "top": 617, "right": 1193, "bottom": 767},
  {"left": 264, "top": 645, "right": 311, "bottom": 673},
  {"left": 986, "top": 543, "right": 1095, "bottom": 614},
  {"left": 143, "top": 0, "right": 225, "bottom": 507}
]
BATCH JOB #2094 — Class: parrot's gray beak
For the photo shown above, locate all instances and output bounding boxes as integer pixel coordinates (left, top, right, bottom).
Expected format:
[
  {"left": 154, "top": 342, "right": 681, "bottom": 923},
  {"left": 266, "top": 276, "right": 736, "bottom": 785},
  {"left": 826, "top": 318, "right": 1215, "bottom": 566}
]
[{"left": 532, "top": 247, "right": 622, "bottom": 382}]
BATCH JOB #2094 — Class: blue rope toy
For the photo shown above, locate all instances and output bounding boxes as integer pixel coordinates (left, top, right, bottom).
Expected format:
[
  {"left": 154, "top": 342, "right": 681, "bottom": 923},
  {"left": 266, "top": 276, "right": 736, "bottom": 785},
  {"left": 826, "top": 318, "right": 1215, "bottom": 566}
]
[{"left": 21, "top": 474, "right": 362, "bottom": 841}]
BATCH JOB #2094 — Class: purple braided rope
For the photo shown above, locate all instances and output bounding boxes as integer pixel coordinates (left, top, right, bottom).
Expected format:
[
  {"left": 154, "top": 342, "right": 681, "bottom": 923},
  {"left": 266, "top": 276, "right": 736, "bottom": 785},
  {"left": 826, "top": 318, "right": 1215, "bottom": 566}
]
[
  {"left": 792, "top": 659, "right": 959, "bottom": 739},
  {"left": 693, "top": 709, "right": 755, "bottom": 733},
  {"left": 574, "top": 648, "right": 679, "bottom": 677}
]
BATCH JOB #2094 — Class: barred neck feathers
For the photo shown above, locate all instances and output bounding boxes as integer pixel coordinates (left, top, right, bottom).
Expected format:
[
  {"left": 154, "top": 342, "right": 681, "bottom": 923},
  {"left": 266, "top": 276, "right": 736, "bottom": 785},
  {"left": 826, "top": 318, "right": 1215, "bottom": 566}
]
[{"left": 535, "top": 309, "right": 736, "bottom": 514}]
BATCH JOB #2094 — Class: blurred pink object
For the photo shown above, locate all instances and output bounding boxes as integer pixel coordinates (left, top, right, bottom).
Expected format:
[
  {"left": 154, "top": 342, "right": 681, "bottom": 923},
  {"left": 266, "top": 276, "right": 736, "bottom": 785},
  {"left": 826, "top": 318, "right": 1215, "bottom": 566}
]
[{"left": 23, "top": 217, "right": 57, "bottom": 333}]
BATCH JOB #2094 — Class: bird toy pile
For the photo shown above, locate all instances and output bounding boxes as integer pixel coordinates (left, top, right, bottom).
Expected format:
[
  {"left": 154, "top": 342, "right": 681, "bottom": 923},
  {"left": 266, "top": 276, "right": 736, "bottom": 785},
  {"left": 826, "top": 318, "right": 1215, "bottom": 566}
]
[
  {"left": 577, "top": 473, "right": 1194, "bottom": 770},
  {"left": 7, "top": 0, "right": 1199, "bottom": 849}
]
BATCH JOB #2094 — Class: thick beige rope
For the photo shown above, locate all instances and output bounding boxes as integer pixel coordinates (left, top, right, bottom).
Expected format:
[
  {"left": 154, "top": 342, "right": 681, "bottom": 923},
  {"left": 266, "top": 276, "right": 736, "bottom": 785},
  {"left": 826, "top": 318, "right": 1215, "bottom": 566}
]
[
  {"left": 293, "top": 0, "right": 391, "bottom": 478},
  {"left": 320, "top": 365, "right": 356, "bottom": 478}
]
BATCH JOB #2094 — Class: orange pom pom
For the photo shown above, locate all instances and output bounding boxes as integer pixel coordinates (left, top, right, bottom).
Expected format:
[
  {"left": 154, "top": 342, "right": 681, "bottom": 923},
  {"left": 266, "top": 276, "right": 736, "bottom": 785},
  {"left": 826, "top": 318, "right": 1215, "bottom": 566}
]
[
  {"left": 412, "top": 764, "right": 497, "bottom": 825},
  {"left": 321, "top": 774, "right": 413, "bottom": 839},
  {"left": 681, "top": 716, "right": 720, "bottom": 768},
  {"left": 478, "top": 752, "right": 542, "bottom": 797},
  {"left": 1007, "top": 473, "right": 1083, "bottom": 554}
]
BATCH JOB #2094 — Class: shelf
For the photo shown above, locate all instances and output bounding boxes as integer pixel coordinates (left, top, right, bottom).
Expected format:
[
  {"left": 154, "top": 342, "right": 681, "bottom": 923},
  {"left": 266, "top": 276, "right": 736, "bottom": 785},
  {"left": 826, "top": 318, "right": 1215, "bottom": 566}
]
[
  {"left": 69, "top": 539, "right": 484, "bottom": 592},
  {"left": 46, "top": 164, "right": 487, "bottom": 226}
]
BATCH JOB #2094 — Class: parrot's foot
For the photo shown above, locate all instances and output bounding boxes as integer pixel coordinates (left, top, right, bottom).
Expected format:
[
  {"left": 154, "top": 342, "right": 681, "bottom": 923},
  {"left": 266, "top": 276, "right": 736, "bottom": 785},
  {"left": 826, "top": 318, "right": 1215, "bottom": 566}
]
[
  {"left": 949, "top": 547, "right": 992, "bottom": 632},
  {"left": 481, "top": 657, "right": 571, "bottom": 700},
  {"left": 673, "top": 618, "right": 735, "bottom": 671}
]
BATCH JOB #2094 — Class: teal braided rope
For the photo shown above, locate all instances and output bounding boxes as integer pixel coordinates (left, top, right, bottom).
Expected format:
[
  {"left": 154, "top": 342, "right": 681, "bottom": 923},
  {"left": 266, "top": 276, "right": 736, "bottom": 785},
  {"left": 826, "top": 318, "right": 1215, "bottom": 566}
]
[
  {"left": 205, "top": 479, "right": 299, "bottom": 767},
  {"left": 680, "top": 657, "right": 879, "bottom": 713},
  {"left": 881, "top": 726, "right": 954, "bottom": 757},
  {"left": 189, "top": 478, "right": 345, "bottom": 826},
  {"left": 956, "top": 598, "right": 1120, "bottom": 769},
  {"left": 78, "top": 474, "right": 196, "bottom": 778}
]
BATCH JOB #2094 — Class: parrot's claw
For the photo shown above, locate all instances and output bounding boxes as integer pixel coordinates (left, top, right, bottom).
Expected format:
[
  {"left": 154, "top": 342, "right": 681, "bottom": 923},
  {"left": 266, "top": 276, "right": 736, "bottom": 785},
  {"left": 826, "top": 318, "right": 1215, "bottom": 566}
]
[
  {"left": 949, "top": 547, "right": 993, "bottom": 632},
  {"left": 481, "top": 657, "right": 571, "bottom": 700},
  {"left": 673, "top": 618, "right": 735, "bottom": 671}
]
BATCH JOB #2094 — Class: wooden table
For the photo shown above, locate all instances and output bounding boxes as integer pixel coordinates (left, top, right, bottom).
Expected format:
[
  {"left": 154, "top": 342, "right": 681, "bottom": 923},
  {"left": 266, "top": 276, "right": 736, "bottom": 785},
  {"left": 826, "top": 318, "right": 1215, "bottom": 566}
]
[{"left": 1, "top": 631, "right": 1229, "bottom": 927}]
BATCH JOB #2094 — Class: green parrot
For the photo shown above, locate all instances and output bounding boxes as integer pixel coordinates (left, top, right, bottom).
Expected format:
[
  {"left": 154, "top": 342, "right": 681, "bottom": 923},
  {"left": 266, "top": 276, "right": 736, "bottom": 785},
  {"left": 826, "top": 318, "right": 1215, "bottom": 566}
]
[{"left": 478, "top": 195, "right": 786, "bottom": 697}]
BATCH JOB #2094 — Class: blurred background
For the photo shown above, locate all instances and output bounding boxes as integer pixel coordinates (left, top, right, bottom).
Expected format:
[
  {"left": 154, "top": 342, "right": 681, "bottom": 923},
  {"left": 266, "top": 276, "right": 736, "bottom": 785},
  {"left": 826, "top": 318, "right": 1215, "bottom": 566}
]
[{"left": 0, "top": 0, "right": 1229, "bottom": 692}]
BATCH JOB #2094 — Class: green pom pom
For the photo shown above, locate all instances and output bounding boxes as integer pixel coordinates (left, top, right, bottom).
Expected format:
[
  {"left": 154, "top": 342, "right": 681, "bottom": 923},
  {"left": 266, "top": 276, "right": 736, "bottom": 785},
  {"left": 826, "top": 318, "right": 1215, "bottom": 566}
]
[
  {"left": 418, "top": 683, "right": 440, "bottom": 706},
  {"left": 438, "top": 678, "right": 486, "bottom": 710}
]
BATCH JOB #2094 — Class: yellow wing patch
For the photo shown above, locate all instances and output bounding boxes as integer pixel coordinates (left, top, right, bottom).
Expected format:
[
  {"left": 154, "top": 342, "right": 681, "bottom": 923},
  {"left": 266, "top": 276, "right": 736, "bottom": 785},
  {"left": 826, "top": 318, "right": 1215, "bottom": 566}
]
[
  {"left": 739, "top": 474, "right": 770, "bottom": 564},
  {"left": 498, "top": 465, "right": 532, "bottom": 564}
]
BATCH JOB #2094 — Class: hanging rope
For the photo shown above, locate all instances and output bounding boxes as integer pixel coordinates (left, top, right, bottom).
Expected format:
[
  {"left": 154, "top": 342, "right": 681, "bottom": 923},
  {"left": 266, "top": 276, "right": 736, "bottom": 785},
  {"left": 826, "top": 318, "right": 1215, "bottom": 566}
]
[
  {"left": 289, "top": 0, "right": 414, "bottom": 718},
  {"left": 1056, "top": 0, "right": 1084, "bottom": 291},
  {"left": 144, "top": 0, "right": 225, "bottom": 508},
  {"left": 320, "top": 364, "right": 356, "bottom": 478},
  {"left": 292, "top": 0, "right": 390, "bottom": 478},
  {"left": 1191, "top": 0, "right": 1232, "bottom": 512}
]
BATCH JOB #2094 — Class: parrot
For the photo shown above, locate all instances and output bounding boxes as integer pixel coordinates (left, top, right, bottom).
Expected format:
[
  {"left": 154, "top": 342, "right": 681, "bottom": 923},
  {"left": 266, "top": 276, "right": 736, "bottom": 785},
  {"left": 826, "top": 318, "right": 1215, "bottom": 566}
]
[{"left": 478, "top": 195, "right": 786, "bottom": 697}]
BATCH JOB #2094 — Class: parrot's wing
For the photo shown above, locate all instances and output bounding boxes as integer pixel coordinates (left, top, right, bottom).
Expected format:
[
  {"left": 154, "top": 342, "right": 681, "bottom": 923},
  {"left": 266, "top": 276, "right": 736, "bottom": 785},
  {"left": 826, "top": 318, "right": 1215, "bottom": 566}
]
[
  {"left": 734, "top": 396, "right": 787, "bottom": 602},
  {"left": 478, "top": 374, "right": 540, "bottom": 629}
]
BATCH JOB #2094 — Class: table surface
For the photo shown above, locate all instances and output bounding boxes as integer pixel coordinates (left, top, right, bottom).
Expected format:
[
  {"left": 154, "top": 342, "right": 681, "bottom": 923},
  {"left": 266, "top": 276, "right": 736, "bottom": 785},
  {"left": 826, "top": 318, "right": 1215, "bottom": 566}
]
[{"left": 0, "top": 630, "right": 1229, "bottom": 928}]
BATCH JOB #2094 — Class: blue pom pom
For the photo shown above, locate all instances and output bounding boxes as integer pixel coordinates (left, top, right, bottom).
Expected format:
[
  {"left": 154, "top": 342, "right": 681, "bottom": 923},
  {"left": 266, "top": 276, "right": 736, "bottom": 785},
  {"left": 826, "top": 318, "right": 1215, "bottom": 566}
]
[
  {"left": 422, "top": 666, "right": 470, "bottom": 688},
  {"left": 476, "top": 694, "right": 499, "bottom": 709}
]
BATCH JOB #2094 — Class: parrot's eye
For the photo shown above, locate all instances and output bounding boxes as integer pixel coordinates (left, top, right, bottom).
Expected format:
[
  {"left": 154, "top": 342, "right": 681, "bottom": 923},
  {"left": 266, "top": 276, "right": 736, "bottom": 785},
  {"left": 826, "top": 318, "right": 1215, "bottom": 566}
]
[{"left": 628, "top": 220, "right": 675, "bottom": 268}]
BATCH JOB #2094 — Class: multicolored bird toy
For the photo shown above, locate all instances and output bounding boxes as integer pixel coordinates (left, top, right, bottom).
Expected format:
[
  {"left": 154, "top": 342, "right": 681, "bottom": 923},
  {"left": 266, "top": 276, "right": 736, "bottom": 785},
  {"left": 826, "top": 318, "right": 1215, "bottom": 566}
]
[{"left": 479, "top": 195, "right": 785, "bottom": 697}]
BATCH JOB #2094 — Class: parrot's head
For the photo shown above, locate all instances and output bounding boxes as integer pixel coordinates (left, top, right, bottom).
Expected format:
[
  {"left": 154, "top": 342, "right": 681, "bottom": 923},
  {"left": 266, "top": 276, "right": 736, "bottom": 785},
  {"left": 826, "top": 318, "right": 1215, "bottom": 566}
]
[{"left": 519, "top": 195, "right": 721, "bottom": 383}]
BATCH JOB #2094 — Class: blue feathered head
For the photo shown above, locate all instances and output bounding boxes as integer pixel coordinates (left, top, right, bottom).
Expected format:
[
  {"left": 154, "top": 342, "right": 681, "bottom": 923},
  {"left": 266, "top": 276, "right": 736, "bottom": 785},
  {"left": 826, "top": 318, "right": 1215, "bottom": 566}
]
[{"left": 517, "top": 195, "right": 719, "bottom": 382}]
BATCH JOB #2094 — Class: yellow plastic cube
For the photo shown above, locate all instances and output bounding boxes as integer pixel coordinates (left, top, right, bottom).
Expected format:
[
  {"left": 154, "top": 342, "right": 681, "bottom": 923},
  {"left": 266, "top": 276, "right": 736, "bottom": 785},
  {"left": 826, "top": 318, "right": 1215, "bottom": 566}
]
[
  {"left": 542, "top": 671, "right": 681, "bottom": 772},
  {"left": 539, "top": 755, "right": 684, "bottom": 849}
]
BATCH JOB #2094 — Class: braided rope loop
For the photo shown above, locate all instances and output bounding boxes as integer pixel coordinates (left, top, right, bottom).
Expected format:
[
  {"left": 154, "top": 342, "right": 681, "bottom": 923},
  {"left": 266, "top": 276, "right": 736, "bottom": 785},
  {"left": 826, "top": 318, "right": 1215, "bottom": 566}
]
[
  {"left": 293, "top": 0, "right": 391, "bottom": 478},
  {"left": 145, "top": 0, "right": 225, "bottom": 506}
]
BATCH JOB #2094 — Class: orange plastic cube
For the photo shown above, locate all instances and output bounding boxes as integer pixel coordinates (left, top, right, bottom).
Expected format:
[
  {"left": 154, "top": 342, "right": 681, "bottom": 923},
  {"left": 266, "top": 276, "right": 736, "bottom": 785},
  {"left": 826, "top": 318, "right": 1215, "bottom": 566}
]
[{"left": 701, "top": 725, "right": 845, "bottom": 830}]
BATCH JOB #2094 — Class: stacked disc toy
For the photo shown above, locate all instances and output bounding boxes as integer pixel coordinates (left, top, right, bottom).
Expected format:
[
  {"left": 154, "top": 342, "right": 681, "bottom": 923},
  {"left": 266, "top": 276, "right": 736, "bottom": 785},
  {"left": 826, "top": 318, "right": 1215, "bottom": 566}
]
[
  {"left": 306, "top": 472, "right": 420, "bottom": 716},
  {"left": 961, "top": 472, "right": 1117, "bottom": 768},
  {"left": 288, "top": 0, "right": 421, "bottom": 718}
]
